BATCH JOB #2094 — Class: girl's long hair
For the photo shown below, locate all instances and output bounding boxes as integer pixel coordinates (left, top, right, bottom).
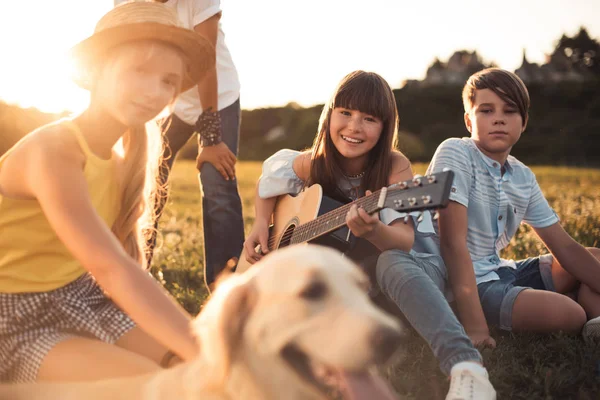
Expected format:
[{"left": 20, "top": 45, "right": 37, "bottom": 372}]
[
  {"left": 309, "top": 71, "right": 399, "bottom": 199},
  {"left": 95, "top": 42, "right": 183, "bottom": 268},
  {"left": 111, "top": 123, "right": 163, "bottom": 267}
]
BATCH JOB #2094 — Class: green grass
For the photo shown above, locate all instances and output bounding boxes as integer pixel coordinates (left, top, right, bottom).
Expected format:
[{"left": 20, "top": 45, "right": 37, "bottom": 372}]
[{"left": 153, "top": 161, "right": 600, "bottom": 399}]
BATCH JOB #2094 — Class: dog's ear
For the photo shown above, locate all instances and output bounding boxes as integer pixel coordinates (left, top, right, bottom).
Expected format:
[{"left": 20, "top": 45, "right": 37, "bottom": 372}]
[
  {"left": 207, "top": 257, "right": 238, "bottom": 294},
  {"left": 193, "top": 276, "right": 256, "bottom": 386}
]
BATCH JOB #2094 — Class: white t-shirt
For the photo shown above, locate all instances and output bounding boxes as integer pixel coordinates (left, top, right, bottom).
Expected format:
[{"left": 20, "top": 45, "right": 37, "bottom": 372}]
[{"left": 114, "top": 0, "right": 241, "bottom": 125}]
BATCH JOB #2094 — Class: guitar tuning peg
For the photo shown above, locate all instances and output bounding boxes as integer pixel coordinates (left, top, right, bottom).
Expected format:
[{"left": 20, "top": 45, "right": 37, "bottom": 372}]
[
  {"left": 417, "top": 212, "right": 424, "bottom": 223},
  {"left": 421, "top": 195, "right": 431, "bottom": 205},
  {"left": 412, "top": 176, "right": 423, "bottom": 186},
  {"left": 433, "top": 211, "right": 440, "bottom": 220},
  {"left": 403, "top": 215, "right": 410, "bottom": 224},
  {"left": 398, "top": 182, "right": 408, "bottom": 190},
  {"left": 427, "top": 175, "right": 437, "bottom": 184}
]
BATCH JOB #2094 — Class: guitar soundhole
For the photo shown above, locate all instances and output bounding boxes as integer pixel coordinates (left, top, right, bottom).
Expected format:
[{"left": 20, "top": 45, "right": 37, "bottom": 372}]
[{"left": 279, "top": 225, "right": 296, "bottom": 248}]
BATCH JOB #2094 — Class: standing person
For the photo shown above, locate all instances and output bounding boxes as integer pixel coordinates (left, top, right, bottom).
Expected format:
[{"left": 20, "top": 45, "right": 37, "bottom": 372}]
[
  {"left": 119, "top": 0, "right": 244, "bottom": 290},
  {"left": 243, "top": 70, "right": 497, "bottom": 400},
  {"left": 427, "top": 68, "right": 600, "bottom": 344},
  {"left": 0, "top": 1, "right": 214, "bottom": 382}
]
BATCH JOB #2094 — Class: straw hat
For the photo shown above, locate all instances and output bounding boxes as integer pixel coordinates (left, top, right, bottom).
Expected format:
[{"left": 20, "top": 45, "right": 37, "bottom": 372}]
[{"left": 70, "top": 1, "right": 215, "bottom": 92}]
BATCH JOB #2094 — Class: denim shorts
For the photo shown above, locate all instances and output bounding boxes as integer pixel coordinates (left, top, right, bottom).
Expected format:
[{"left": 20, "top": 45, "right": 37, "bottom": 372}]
[{"left": 477, "top": 254, "right": 555, "bottom": 331}]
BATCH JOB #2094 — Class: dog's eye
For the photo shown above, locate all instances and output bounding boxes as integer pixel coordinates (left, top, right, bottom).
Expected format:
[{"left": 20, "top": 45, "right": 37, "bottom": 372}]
[{"left": 299, "top": 281, "right": 327, "bottom": 300}]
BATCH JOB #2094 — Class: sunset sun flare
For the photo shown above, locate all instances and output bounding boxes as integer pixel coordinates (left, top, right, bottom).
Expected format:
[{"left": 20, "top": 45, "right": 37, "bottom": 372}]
[{"left": 0, "top": 0, "right": 599, "bottom": 113}]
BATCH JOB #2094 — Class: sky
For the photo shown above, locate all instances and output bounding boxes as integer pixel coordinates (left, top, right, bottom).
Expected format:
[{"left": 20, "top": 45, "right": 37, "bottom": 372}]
[{"left": 1, "top": 0, "right": 599, "bottom": 114}]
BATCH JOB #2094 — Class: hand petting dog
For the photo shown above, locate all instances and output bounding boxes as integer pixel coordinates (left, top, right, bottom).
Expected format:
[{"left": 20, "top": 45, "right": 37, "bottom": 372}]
[{"left": 0, "top": 245, "right": 404, "bottom": 400}]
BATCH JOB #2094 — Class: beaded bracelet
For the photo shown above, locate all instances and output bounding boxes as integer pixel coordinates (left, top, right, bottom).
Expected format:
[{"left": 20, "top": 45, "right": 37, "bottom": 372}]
[
  {"left": 196, "top": 108, "right": 222, "bottom": 146},
  {"left": 160, "top": 350, "right": 179, "bottom": 368}
]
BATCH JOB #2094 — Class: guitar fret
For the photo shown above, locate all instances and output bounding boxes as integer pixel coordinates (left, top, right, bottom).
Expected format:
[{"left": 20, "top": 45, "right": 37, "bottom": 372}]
[
  {"left": 285, "top": 172, "right": 453, "bottom": 247},
  {"left": 293, "top": 190, "right": 382, "bottom": 243},
  {"left": 237, "top": 171, "right": 454, "bottom": 275}
]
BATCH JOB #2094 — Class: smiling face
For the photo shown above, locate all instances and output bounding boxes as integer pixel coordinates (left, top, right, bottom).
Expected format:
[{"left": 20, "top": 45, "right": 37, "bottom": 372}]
[
  {"left": 329, "top": 107, "right": 384, "bottom": 174},
  {"left": 465, "top": 88, "right": 526, "bottom": 164},
  {"left": 94, "top": 41, "right": 184, "bottom": 127}
]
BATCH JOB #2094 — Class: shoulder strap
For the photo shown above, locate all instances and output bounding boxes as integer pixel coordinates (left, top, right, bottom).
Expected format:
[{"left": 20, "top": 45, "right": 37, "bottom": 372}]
[{"left": 60, "top": 119, "right": 94, "bottom": 159}]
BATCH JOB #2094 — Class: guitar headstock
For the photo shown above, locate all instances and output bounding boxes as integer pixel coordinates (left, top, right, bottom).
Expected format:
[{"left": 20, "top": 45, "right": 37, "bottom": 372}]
[{"left": 383, "top": 170, "right": 454, "bottom": 214}]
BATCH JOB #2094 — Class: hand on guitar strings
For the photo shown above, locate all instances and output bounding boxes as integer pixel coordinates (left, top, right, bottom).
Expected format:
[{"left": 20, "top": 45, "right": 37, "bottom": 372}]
[
  {"left": 244, "top": 219, "right": 270, "bottom": 264},
  {"left": 346, "top": 190, "right": 382, "bottom": 239}
]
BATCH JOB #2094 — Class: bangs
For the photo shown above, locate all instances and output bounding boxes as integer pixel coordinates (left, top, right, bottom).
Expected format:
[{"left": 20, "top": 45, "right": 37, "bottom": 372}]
[
  {"left": 109, "top": 41, "right": 185, "bottom": 83},
  {"left": 109, "top": 40, "right": 157, "bottom": 67},
  {"left": 475, "top": 77, "right": 519, "bottom": 108},
  {"left": 333, "top": 73, "right": 392, "bottom": 121},
  {"left": 465, "top": 68, "right": 530, "bottom": 123}
]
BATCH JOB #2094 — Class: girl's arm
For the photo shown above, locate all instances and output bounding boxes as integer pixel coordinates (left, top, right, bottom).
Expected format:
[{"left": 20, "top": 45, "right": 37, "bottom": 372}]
[
  {"left": 242, "top": 187, "right": 277, "bottom": 263},
  {"left": 243, "top": 150, "right": 312, "bottom": 263},
  {"left": 193, "top": 12, "right": 237, "bottom": 181},
  {"left": 346, "top": 153, "right": 414, "bottom": 252},
  {"left": 15, "top": 132, "right": 198, "bottom": 361},
  {"left": 438, "top": 201, "right": 495, "bottom": 348}
]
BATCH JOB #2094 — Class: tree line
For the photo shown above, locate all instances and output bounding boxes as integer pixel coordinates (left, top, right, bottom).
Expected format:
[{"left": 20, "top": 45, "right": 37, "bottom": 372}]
[{"left": 2, "top": 28, "right": 599, "bottom": 166}]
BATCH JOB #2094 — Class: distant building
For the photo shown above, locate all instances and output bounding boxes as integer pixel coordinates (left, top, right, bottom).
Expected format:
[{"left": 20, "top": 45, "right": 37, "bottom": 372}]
[
  {"left": 514, "top": 49, "right": 544, "bottom": 84},
  {"left": 411, "top": 44, "right": 597, "bottom": 89},
  {"left": 420, "top": 51, "right": 492, "bottom": 87},
  {"left": 516, "top": 49, "right": 596, "bottom": 84}
]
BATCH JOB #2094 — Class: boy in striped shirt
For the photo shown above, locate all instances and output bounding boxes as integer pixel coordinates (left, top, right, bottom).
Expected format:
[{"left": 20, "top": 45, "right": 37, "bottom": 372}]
[{"left": 427, "top": 68, "right": 600, "bottom": 346}]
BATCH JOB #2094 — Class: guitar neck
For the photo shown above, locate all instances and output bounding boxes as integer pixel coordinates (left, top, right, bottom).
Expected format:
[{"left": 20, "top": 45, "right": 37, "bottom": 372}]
[
  {"left": 282, "top": 170, "right": 454, "bottom": 248},
  {"left": 289, "top": 190, "right": 383, "bottom": 245}
]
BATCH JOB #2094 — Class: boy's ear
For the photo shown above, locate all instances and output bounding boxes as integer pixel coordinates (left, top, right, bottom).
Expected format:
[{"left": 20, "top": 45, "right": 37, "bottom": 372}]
[
  {"left": 464, "top": 112, "right": 473, "bottom": 133},
  {"left": 522, "top": 114, "right": 529, "bottom": 132}
]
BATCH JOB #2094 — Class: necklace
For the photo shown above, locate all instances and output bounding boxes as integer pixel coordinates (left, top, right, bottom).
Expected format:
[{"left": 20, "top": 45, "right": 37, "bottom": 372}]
[{"left": 344, "top": 171, "right": 365, "bottom": 180}]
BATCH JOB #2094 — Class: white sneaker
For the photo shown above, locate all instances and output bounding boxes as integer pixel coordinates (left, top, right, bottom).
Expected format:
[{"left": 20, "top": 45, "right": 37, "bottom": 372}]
[
  {"left": 446, "top": 362, "right": 497, "bottom": 400},
  {"left": 583, "top": 316, "right": 600, "bottom": 343}
]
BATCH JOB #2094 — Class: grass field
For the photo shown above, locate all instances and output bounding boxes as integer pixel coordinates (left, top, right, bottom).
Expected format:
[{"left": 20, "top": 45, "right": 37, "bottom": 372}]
[{"left": 153, "top": 160, "right": 600, "bottom": 399}]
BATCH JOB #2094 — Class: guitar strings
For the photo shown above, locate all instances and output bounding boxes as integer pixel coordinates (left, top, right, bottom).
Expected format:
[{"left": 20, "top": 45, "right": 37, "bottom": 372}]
[
  {"left": 267, "top": 192, "right": 382, "bottom": 249},
  {"left": 263, "top": 174, "right": 443, "bottom": 250}
]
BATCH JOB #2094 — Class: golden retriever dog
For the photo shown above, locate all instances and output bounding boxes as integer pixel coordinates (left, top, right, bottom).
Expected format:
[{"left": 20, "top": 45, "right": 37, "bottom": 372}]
[{"left": 0, "top": 244, "right": 403, "bottom": 400}]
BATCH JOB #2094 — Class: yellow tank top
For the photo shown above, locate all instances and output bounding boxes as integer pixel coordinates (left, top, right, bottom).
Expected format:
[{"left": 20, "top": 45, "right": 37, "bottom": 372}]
[{"left": 0, "top": 119, "right": 120, "bottom": 293}]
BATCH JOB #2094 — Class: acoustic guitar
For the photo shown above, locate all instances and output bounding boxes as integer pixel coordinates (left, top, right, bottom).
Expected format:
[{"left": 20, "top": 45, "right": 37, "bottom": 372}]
[{"left": 236, "top": 171, "right": 454, "bottom": 273}]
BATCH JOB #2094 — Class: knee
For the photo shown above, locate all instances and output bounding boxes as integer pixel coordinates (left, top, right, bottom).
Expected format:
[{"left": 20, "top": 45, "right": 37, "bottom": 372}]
[
  {"left": 558, "top": 301, "right": 587, "bottom": 333},
  {"left": 578, "top": 282, "right": 600, "bottom": 308},
  {"left": 376, "top": 250, "right": 411, "bottom": 272},
  {"left": 200, "top": 172, "right": 240, "bottom": 198},
  {"left": 585, "top": 247, "right": 600, "bottom": 260},
  {"left": 376, "top": 250, "right": 415, "bottom": 284},
  {"left": 199, "top": 162, "right": 220, "bottom": 182}
]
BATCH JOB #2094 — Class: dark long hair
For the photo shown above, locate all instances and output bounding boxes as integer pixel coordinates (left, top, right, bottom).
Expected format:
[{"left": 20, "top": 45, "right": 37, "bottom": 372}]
[{"left": 308, "top": 70, "right": 399, "bottom": 199}]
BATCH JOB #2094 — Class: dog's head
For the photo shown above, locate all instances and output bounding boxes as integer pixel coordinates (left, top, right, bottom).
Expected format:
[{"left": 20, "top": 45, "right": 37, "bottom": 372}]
[{"left": 194, "top": 244, "right": 404, "bottom": 400}]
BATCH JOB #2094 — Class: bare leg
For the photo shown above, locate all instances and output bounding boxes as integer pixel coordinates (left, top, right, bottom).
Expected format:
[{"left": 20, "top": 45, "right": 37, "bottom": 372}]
[
  {"left": 511, "top": 289, "right": 586, "bottom": 333},
  {"left": 550, "top": 247, "right": 600, "bottom": 319},
  {"left": 115, "top": 326, "right": 171, "bottom": 366},
  {"left": 37, "top": 337, "right": 161, "bottom": 382}
]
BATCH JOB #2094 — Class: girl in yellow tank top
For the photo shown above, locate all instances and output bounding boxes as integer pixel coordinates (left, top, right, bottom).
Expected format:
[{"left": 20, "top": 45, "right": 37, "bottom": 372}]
[{"left": 0, "top": 2, "right": 215, "bottom": 383}]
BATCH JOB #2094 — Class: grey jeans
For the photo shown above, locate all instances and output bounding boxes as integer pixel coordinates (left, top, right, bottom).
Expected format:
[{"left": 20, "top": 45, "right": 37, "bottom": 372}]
[{"left": 376, "top": 249, "right": 482, "bottom": 375}]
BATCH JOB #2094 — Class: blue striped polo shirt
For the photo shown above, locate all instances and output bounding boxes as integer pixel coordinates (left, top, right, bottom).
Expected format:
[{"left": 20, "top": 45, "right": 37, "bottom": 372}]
[{"left": 426, "top": 137, "right": 559, "bottom": 284}]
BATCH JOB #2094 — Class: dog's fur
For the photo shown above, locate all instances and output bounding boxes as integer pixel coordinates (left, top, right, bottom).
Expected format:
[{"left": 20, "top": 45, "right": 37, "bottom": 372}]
[{"left": 0, "top": 244, "right": 403, "bottom": 400}]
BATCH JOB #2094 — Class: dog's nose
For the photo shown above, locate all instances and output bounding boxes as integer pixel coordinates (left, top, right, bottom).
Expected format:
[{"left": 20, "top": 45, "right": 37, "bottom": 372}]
[{"left": 371, "top": 327, "right": 403, "bottom": 364}]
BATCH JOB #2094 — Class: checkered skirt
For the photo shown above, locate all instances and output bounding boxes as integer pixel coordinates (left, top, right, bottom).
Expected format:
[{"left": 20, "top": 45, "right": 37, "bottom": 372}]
[{"left": 0, "top": 273, "right": 135, "bottom": 383}]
